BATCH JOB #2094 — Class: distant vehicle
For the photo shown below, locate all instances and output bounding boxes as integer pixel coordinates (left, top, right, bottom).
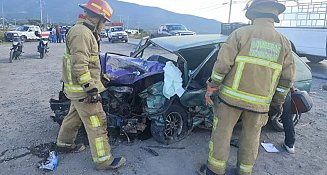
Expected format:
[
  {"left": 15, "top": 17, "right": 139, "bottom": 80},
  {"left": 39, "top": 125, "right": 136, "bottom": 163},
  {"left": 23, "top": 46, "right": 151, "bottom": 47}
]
[
  {"left": 100, "top": 29, "right": 108, "bottom": 38},
  {"left": 150, "top": 23, "right": 196, "bottom": 38},
  {"left": 125, "top": 29, "right": 139, "bottom": 35},
  {"left": 108, "top": 26, "right": 128, "bottom": 43},
  {"left": 4, "top": 25, "right": 41, "bottom": 42}
]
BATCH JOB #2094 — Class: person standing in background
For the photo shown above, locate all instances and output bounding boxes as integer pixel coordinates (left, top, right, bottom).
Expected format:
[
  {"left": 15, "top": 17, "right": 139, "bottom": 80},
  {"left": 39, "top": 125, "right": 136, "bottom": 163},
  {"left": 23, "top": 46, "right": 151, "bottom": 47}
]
[
  {"left": 56, "top": 25, "right": 61, "bottom": 43},
  {"left": 60, "top": 26, "right": 67, "bottom": 43}
]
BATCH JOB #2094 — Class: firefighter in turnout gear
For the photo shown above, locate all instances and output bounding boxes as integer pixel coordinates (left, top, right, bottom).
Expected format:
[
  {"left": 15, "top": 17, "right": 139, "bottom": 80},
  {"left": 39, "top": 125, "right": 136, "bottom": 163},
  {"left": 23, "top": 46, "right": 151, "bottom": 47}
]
[
  {"left": 198, "top": 0, "right": 295, "bottom": 174},
  {"left": 56, "top": 0, "right": 126, "bottom": 170}
]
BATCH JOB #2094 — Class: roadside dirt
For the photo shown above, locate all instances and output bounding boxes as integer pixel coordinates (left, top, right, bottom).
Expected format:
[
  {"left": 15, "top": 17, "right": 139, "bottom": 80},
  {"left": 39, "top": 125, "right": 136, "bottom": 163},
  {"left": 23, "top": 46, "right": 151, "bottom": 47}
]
[{"left": 0, "top": 41, "right": 326, "bottom": 175}]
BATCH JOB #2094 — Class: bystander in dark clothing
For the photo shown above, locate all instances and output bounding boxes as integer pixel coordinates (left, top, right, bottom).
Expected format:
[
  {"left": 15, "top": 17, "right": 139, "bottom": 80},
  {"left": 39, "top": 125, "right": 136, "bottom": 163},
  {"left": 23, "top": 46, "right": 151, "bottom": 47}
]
[
  {"left": 56, "top": 26, "right": 61, "bottom": 43},
  {"left": 281, "top": 91, "right": 295, "bottom": 153}
]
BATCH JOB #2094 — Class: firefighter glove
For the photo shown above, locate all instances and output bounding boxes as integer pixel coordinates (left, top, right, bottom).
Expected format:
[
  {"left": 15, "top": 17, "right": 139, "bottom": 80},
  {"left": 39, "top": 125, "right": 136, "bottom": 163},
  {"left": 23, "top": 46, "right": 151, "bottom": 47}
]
[
  {"left": 205, "top": 85, "right": 219, "bottom": 107},
  {"left": 83, "top": 88, "right": 101, "bottom": 103},
  {"left": 268, "top": 104, "right": 282, "bottom": 117}
]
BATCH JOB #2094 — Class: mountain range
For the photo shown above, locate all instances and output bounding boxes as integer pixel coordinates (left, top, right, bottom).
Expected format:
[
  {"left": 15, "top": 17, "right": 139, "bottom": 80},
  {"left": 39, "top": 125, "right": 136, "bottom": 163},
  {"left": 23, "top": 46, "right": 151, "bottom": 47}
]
[{"left": 2, "top": 0, "right": 222, "bottom": 34}]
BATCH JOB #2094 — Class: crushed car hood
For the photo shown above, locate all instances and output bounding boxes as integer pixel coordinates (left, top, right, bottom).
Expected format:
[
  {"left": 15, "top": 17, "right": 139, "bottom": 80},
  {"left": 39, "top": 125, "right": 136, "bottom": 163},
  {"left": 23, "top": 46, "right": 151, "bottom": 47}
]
[{"left": 100, "top": 54, "right": 165, "bottom": 85}]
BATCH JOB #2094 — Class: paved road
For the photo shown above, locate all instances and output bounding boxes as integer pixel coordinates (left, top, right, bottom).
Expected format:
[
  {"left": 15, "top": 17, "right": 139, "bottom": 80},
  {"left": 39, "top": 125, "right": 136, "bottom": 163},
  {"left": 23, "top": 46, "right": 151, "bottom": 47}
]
[{"left": 0, "top": 40, "right": 326, "bottom": 175}]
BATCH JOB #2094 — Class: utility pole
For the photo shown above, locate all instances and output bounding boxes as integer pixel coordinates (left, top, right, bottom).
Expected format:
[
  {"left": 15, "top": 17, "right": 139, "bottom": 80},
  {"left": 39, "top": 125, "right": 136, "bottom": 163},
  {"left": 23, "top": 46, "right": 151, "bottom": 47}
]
[
  {"left": 228, "top": 0, "right": 232, "bottom": 23},
  {"left": 2, "top": 0, "right": 4, "bottom": 30},
  {"left": 127, "top": 16, "right": 129, "bottom": 30},
  {"left": 40, "top": 0, "right": 43, "bottom": 27},
  {"left": 46, "top": 14, "right": 48, "bottom": 28}
]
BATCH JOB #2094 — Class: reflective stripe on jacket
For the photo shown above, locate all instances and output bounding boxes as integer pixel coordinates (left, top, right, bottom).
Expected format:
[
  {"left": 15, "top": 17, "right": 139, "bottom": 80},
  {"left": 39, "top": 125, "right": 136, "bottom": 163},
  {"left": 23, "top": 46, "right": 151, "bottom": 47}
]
[
  {"left": 209, "top": 18, "right": 295, "bottom": 113},
  {"left": 62, "top": 18, "right": 105, "bottom": 100}
]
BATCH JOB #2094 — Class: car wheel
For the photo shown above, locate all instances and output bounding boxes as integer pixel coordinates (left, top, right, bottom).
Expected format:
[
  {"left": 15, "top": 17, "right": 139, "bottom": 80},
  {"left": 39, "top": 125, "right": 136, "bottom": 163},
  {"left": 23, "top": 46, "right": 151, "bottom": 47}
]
[
  {"left": 21, "top": 36, "right": 27, "bottom": 42},
  {"left": 269, "top": 112, "right": 300, "bottom": 132},
  {"left": 307, "top": 56, "right": 324, "bottom": 63},
  {"left": 151, "top": 104, "right": 189, "bottom": 144}
]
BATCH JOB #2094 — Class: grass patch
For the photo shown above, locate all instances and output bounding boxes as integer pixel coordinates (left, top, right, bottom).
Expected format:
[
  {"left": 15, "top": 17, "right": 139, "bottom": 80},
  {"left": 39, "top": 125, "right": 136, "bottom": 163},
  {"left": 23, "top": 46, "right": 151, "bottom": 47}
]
[{"left": 0, "top": 30, "right": 5, "bottom": 42}]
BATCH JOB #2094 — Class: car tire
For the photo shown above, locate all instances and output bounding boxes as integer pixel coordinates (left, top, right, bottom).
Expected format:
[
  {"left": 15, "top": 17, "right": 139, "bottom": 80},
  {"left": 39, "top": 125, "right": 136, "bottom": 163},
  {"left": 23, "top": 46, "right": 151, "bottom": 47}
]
[
  {"left": 21, "top": 36, "right": 27, "bottom": 42},
  {"left": 269, "top": 112, "right": 300, "bottom": 132},
  {"left": 150, "top": 104, "right": 189, "bottom": 145},
  {"left": 307, "top": 56, "right": 324, "bottom": 63}
]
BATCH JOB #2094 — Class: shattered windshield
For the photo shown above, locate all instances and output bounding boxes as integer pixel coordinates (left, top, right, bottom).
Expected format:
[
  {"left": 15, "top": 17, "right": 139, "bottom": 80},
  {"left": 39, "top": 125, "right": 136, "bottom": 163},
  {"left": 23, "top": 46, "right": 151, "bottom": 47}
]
[
  {"left": 135, "top": 42, "right": 178, "bottom": 62},
  {"left": 167, "top": 25, "right": 187, "bottom": 31},
  {"left": 16, "top": 26, "right": 29, "bottom": 31}
]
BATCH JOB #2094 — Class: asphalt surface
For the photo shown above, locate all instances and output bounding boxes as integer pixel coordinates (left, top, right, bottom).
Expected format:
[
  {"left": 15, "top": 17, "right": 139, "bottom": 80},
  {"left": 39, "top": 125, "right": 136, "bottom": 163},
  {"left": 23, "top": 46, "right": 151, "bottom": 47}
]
[{"left": 0, "top": 39, "right": 326, "bottom": 175}]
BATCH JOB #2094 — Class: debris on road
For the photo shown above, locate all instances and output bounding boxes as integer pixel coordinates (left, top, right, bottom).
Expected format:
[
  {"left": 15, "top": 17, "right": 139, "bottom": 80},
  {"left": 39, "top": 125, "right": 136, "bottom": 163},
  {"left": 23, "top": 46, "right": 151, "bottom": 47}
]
[
  {"left": 147, "top": 145, "right": 185, "bottom": 150},
  {"left": 38, "top": 151, "right": 58, "bottom": 171},
  {"left": 261, "top": 143, "right": 279, "bottom": 153},
  {"left": 140, "top": 147, "right": 159, "bottom": 156}
]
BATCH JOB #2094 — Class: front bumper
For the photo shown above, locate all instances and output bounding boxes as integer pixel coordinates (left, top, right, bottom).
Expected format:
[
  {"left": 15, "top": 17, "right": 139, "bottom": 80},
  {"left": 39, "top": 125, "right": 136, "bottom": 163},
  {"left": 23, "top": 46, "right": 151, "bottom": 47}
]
[{"left": 112, "top": 35, "right": 128, "bottom": 41}]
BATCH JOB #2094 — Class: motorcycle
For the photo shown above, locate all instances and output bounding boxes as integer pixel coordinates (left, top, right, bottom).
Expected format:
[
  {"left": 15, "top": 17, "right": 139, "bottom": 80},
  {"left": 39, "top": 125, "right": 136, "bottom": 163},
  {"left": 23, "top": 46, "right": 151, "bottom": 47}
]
[
  {"left": 35, "top": 31, "right": 49, "bottom": 59},
  {"left": 9, "top": 33, "right": 23, "bottom": 63}
]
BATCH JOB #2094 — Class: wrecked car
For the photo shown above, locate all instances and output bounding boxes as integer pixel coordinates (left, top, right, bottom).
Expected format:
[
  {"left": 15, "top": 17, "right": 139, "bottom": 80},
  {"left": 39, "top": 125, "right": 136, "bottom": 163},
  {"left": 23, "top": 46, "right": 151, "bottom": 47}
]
[{"left": 49, "top": 34, "right": 312, "bottom": 144}]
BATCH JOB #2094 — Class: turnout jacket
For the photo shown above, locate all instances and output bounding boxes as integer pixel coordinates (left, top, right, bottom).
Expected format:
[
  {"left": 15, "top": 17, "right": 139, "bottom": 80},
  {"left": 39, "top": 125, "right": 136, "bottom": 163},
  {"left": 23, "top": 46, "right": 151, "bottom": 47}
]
[
  {"left": 209, "top": 18, "right": 295, "bottom": 113},
  {"left": 62, "top": 18, "right": 105, "bottom": 100}
]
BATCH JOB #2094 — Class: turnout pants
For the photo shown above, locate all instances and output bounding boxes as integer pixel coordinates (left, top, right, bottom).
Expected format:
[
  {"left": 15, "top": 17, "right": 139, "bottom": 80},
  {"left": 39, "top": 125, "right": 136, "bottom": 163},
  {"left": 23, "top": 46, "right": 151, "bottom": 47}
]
[
  {"left": 207, "top": 102, "right": 268, "bottom": 175},
  {"left": 57, "top": 100, "right": 114, "bottom": 166}
]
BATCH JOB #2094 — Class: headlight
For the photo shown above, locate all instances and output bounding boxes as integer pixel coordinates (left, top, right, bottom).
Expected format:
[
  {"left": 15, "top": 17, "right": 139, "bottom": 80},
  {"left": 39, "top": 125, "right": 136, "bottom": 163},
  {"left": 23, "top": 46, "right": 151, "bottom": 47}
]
[{"left": 175, "top": 33, "right": 180, "bottom": 36}]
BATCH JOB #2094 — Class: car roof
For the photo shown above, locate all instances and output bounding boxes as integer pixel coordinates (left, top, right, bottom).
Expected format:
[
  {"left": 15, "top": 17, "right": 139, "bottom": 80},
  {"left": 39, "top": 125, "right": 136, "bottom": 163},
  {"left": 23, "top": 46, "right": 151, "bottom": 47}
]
[
  {"left": 149, "top": 34, "right": 228, "bottom": 53},
  {"left": 163, "top": 23, "right": 185, "bottom": 26}
]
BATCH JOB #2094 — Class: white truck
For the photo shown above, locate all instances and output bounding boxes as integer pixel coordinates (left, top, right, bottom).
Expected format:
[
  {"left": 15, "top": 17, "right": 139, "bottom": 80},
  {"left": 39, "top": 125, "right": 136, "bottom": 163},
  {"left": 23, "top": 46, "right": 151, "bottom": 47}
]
[
  {"left": 276, "top": 27, "right": 327, "bottom": 63},
  {"left": 273, "top": 0, "right": 327, "bottom": 63},
  {"left": 221, "top": 1, "right": 327, "bottom": 63},
  {"left": 4, "top": 25, "right": 41, "bottom": 42},
  {"left": 108, "top": 26, "right": 128, "bottom": 43}
]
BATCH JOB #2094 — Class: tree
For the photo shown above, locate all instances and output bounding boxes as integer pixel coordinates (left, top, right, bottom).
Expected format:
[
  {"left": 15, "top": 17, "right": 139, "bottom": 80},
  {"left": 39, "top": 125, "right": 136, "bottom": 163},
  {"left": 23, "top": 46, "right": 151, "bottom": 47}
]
[{"left": 27, "top": 19, "right": 41, "bottom": 26}]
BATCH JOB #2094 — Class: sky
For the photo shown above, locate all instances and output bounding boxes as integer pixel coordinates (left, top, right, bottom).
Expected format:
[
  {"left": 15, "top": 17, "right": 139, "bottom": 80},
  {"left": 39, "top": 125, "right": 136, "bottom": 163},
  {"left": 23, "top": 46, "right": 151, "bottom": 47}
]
[
  {"left": 117, "top": 0, "right": 326, "bottom": 23},
  {"left": 118, "top": 0, "right": 250, "bottom": 23}
]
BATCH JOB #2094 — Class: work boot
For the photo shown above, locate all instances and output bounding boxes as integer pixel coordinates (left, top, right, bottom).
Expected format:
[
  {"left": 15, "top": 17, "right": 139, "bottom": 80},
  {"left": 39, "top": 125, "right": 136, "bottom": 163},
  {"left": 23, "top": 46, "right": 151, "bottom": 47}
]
[
  {"left": 197, "top": 164, "right": 224, "bottom": 175},
  {"left": 283, "top": 142, "right": 295, "bottom": 154},
  {"left": 95, "top": 157, "right": 126, "bottom": 170},
  {"left": 56, "top": 143, "right": 86, "bottom": 153}
]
